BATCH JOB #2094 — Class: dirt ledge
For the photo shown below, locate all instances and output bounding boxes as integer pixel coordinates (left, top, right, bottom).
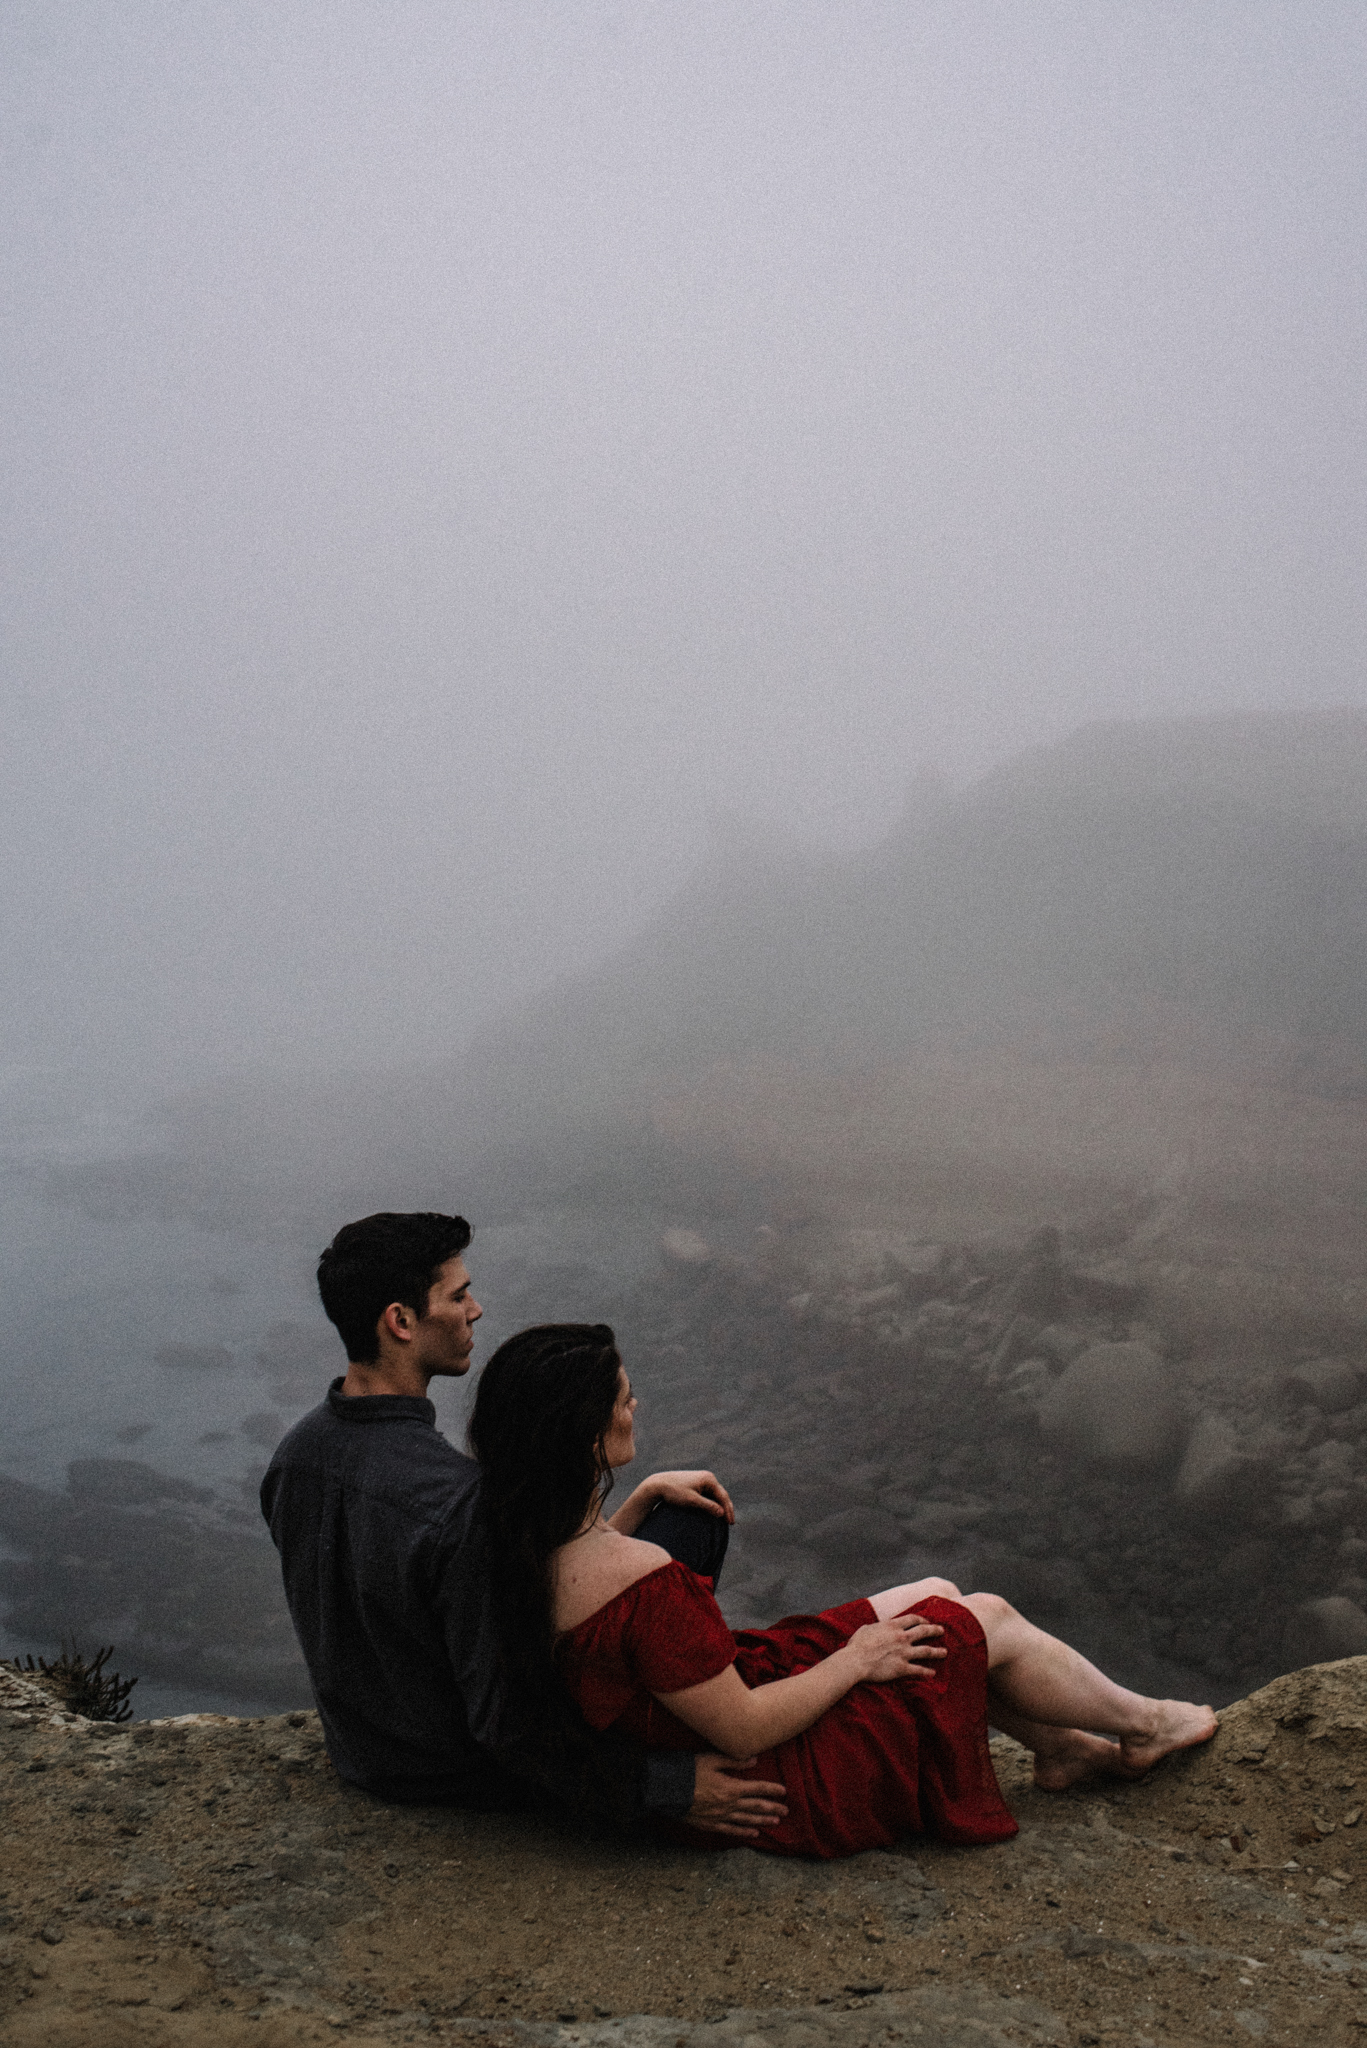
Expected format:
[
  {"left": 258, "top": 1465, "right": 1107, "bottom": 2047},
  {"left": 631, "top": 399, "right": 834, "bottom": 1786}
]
[{"left": 4, "top": 1660, "right": 1367, "bottom": 2047}]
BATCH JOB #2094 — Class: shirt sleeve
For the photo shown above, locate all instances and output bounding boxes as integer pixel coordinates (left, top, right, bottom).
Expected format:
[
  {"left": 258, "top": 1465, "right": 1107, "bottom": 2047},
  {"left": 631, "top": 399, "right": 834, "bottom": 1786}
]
[{"left": 641, "top": 1749, "right": 697, "bottom": 1817}]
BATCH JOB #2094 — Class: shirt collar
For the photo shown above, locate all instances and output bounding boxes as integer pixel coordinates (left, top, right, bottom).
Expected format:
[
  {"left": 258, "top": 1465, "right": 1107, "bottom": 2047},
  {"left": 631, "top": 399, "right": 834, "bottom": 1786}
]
[{"left": 326, "top": 1376, "right": 436, "bottom": 1427}]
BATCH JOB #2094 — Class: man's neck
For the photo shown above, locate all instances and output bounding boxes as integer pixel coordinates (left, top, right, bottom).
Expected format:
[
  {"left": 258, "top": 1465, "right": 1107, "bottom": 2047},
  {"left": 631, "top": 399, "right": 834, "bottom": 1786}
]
[{"left": 340, "top": 1357, "right": 432, "bottom": 1401}]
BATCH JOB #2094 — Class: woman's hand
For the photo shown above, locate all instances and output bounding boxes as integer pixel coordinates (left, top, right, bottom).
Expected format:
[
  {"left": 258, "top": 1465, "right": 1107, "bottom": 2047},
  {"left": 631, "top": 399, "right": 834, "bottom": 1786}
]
[
  {"left": 844, "top": 1615, "right": 947, "bottom": 1682},
  {"left": 643, "top": 1469, "right": 734, "bottom": 1521},
  {"left": 657, "top": 1614, "right": 950, "bottom": 1758},
  {"left": 609, "top": 1469, "right": 734, "bottom": 1534}
]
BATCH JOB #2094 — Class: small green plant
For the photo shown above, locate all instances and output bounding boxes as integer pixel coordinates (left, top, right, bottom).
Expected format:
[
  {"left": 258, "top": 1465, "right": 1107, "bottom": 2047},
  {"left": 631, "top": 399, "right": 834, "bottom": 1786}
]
[{"left": 9, "top": 1645, "right": 138, "bottom": 1722}]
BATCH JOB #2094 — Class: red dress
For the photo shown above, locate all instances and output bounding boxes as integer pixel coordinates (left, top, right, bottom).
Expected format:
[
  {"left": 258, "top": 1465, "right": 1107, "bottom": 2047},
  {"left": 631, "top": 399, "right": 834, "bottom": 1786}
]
[{"left": 558, "top": 1560, "right": 1017, "bottom": 1859}]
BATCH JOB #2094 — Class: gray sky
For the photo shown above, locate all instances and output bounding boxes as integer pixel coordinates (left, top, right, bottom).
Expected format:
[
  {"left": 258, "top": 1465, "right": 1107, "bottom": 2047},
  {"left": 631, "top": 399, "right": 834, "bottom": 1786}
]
[{"left": 3, "top": 1, "right": 1365, "bottom": 1087}]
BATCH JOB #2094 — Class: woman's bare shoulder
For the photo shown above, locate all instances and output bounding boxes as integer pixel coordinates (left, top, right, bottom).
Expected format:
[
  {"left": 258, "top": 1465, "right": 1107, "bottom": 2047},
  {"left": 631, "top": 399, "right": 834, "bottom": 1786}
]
[{"left": 554, "top": 1534, "right": 674, "bottom": 1634}]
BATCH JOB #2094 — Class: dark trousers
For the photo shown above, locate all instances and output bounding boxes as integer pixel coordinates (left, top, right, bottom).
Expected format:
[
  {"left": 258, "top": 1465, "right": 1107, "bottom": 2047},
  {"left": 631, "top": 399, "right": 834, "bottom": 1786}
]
[{"left": 634, "top": 1499, "right": 729, "bottom": 1588}]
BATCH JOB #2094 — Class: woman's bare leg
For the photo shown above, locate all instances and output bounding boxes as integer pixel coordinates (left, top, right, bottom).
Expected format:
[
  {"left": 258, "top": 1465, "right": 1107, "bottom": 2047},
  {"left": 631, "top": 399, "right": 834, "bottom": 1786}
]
[
  {"left": 864, "top": 1579, "right": 1216, "bottom": 1790},
  {"left": 960, "top": 1592, "right": 1216, "bottom": 1790},
  {"left": 868, "top": 1577, "right": 962, "bottom": 1620}
]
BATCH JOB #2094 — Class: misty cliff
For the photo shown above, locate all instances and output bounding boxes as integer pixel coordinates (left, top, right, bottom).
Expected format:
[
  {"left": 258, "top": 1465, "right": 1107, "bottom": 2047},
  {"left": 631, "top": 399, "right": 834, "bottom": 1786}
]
[
  {"left": 464, "top": 709, "right": 1367, "bottom": 1136},
  {"left": 4, "top": 1654, "right": 1367, "bottom": 2046}
]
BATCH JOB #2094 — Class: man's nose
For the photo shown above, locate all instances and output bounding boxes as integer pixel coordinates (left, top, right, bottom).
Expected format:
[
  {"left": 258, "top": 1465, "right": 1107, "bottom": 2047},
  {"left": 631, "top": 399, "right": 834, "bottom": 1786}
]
[{"left": 469, "top": 1297, "right": 483, "bottom": 1321}]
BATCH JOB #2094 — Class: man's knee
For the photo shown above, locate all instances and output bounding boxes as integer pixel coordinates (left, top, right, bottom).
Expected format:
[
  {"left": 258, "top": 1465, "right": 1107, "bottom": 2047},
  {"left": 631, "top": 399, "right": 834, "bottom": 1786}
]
[{"left": 636, "top": 1500, "right": 730, "bottom": 1586}]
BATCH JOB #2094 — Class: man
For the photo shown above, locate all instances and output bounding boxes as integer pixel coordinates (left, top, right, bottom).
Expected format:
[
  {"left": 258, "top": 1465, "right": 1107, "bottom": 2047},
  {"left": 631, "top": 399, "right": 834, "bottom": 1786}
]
[{"left": 261, "top": 1210, "right": 786, "bottom": 1837}]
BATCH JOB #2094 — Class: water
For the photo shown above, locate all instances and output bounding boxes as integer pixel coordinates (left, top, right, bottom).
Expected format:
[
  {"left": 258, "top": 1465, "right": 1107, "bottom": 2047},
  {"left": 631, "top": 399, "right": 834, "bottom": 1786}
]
[{"left": 0, "top": 1067, "right": 676, "bottom": 1717}]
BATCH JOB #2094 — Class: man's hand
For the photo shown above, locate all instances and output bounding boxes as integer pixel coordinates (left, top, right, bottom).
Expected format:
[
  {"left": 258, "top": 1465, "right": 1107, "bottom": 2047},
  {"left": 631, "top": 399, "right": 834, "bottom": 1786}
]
[{"left": 685, "top": 1753, "right": 787, "bottom": 1839}]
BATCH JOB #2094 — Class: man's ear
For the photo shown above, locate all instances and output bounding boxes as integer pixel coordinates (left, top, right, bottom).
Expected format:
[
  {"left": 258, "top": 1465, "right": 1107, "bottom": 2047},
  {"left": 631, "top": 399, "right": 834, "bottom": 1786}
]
[{"left": 380, "top": 1300, "right": 418, "bottom": 1345}]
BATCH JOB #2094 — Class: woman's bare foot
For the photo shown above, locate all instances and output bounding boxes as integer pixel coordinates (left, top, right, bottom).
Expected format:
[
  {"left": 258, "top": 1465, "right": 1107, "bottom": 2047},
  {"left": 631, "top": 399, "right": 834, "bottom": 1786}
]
[
  {"left": 1030, "top": 1728, "right": 1135, "bottom": 1791},
  {"left": 1028, "top": 1702, "right": 1216, "bottom": 1792},
  {"left": 1116, "top": 1699, "right": 1218, "bottom": 1775}
]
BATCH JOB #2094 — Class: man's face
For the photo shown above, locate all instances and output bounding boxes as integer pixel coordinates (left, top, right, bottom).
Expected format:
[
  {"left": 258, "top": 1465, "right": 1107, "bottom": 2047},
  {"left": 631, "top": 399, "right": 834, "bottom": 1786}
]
[{"left": 411, "top": 1255, "right": 482, "bottom": 1378}]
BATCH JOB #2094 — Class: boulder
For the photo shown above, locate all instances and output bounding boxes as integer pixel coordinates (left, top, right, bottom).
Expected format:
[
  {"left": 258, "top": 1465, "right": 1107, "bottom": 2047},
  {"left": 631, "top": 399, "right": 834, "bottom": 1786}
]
[
  {"left": 807, "top": 1506, "right": 906, "bottom": 1563},
  {"left": 241, "top": 1411, "right": 287, "bottom": 1450},
  {"left": 888, "top": 1245, "right": 950, "bottom": 1304},
  {"left": 1005, "top": 1227, "right": 1066, "bottom": 1319},
  {"left": 1065, "top": 1260, "right": 1145, "bottom": 1315},
  {"left": 1036, "top": 1324, "right": 1089, "bottom": 1368},
  {"left": 1281, "top": 1595, "right": 1367, "bottom": 1670},
  {"left": 849, "top": 1282, "right": 903, "bottom": 1312},
  {"left": 1001, "top": 1358, "right": 1054, "bottom": 1406},
  {"left": 1279, "top": 1357, "right": 1361, "bottom": 1414},
  {"left": 899, "top": 1499, "right": 989, "bottom": 1548},
  {"left": 661, "top": 1228, "right": 711, "bottom": 1265},
  {"left": 154, "top": 1343, "right": 234, "bottom": 1371},
  {"left": 738, "top": 1503, "right": 802, "bottom": 1546},
  {"left": 64, "top": 1459, "right": 215, "bottom": 1507},
  {"left": 1173, "top": 1412, "right": 1278, "bottom": 1522},
  {"left": 1037, "top": 1341, "right": 1186, "bottom": 1469},
  {"left": 1311, "top": 1438, "right": 1356, "bottom": 1483},
  {"left": 969, "top": 1544, "right": 1093, "bottom": 1617}
]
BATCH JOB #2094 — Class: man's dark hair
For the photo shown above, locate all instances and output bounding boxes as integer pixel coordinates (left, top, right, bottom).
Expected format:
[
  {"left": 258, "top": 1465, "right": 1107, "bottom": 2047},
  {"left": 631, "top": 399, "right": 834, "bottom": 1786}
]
[{"left": 316, "top": 1211, "right": 472, "bottom": 1363}]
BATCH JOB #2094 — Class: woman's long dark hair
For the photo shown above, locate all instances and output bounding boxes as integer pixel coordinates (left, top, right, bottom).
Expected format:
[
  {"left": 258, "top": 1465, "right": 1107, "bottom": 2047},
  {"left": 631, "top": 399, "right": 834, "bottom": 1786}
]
[{"left": 467, "top": 1322, "right": 630, "bottom": 1813}]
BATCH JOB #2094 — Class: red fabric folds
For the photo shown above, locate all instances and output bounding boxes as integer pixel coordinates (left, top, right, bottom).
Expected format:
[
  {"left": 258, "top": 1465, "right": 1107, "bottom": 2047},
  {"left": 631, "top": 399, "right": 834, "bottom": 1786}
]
[{"left": 559, "top": 1560, "right": 1017, "bottom": 1859}]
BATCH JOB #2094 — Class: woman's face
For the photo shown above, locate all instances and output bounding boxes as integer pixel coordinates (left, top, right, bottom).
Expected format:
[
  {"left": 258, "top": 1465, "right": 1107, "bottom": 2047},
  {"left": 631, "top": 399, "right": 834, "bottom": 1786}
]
[{"left": 601, "top": 1363, "right": 638, "bottom": 1470}]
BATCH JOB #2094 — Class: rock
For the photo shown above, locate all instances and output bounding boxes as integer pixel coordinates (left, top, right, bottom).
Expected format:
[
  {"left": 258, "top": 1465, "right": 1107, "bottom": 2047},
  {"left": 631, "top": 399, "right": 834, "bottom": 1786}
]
[
  {"left": 1314, "top": 1485, "right": 1358, "bottom": 1528},
  {"left": 899, "top": 1499, "right": 989, "bottom": 1548},
  {"left": 12, "top": 1656, "right": 1367, "bottom": 2038},
  {"left": 1278, "top": 1357, "right": 1361, "bottom": 1413},
  {"left": 849, "top": 1282, "right": 903, "bottom": 1312},
  {"left": 661, "top": 1228, "right": 711, "bottom": 1265},
  {"left": 1005, "top": 1226, "right": 1066, "bottom": 1319},
  {"left": 736, "top": 1503, "right": 802, "bottom": 1545},
  {"left": 1311, "top": 1439, "right": 1357, "bottom": 1481},
  {"left": 969, "top": 1544, "right": 1093, "bottom": 1616},
  {"left": 807, "top": 1506, "right": 907, "bottom": 1562},
  {"left": 241, "top": 1411, "right": 286, "bottom": 1449},
  {"left": 888, "top": 1245, "right": 949, "bottom": 1303},
  {"left": 1037, "top": 1341, "right": 1186, "bottom": 1469},
  {"left": 64, "top": 1460, "right": 216, "bottom": 1508},
  {"left": 987, "top": 1314, "right": 1039, "bottom": 1377},
  {"left": 153, "top": 1343, "right": 235, "bottom": 1371},
  {"left": 1001, "top": 1358, "right": 1053, "bottom": 1406},
  {"left": 255, "top": 1319, "right": 341, "bottom": 1404},
  {"left": 1174, "top": 1413, "right": 1278, "bottom": 1522},
  {"left": 1282, "top": 1596, "right": 1367, "bottom": 1669},
  {"left": 1066, "top": 1260, "right": 1145, "bottom": 1315},
  {"left": 1036, "top": 1324, "right": 1089, "bottom": 1367}
]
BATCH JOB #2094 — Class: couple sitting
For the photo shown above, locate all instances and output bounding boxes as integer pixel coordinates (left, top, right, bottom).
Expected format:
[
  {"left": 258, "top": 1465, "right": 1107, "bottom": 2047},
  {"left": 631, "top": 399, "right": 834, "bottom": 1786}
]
[{"left": 262, "top": 1211, "right": 1215, "bottom": 1857}]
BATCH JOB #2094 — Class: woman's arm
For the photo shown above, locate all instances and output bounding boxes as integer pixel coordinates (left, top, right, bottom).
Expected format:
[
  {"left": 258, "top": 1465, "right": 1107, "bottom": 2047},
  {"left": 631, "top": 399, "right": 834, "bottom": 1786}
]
[
  {"left": 655, "top": 1615, "right": 947, "bottom": 1760},
  {"left": 607, "top": 1469, "right": 734, "bottom": 1537}
]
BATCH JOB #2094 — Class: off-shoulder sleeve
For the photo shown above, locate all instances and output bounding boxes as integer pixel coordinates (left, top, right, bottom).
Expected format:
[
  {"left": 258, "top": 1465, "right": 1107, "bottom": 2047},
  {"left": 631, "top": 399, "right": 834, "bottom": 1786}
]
[{"left": 624, "top": 1562, "right": 737, "bottom": 1694}]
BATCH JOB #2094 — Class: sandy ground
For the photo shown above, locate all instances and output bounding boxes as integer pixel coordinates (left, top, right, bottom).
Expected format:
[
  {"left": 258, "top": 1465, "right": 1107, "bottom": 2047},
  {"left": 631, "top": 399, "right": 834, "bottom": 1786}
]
[{"left": 4, "top": 1659, "right": 1367, "bottom": 2048}]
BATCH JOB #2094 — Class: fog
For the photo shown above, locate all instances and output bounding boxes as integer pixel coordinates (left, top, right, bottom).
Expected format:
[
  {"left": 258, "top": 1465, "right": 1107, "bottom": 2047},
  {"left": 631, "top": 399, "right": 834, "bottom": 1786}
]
[
  {"left": 4, "top": 1, "right": 1365, "bottom": 1082},
  {"left": 3, "top": 7, "right": 1367, "bottom": 1718}
]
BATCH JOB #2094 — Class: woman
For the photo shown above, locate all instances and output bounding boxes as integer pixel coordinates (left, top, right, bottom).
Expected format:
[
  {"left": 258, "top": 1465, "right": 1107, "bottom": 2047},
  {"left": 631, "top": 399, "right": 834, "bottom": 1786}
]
[{"left": 469, "top": 1323, "right": 1216, "bottom": 1859}]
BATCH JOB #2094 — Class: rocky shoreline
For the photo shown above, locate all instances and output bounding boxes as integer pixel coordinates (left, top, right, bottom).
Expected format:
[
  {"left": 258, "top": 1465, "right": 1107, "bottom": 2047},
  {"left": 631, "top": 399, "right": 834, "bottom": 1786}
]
[
  {"left": 4, "top": 1205, "right": 1367, "bottom": 1716},
  {"left": 5, "top": 1655, "right": 1367, "bottom": 2046}
]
